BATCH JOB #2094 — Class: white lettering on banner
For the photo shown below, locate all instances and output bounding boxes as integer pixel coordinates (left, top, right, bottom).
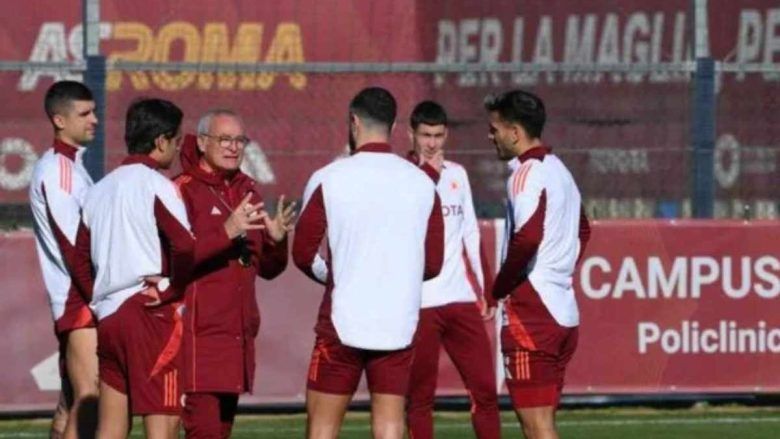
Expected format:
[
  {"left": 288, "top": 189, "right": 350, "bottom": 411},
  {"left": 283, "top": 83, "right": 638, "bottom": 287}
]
[
  {"left": 19, "top": 23, "right": 80, "bottom": 90},
  {"left": 563, "top": 14, "right": 597, "bottom": 83},
  {"left": 647, "top": 257, "right": 687, "bottom": 298},
  {"left": 435, "top": 11, "right": 696, "bottom": 87},
  {"left": 435, "top": 7, "right": 780, "bottom": 87},
  {"left": 614, "top": 257, "right": 646, "bottom": 299},
  {"left": 581, "top": 256, "right": 611, "bottom": 299},
  {"left": 436, "top": 18, "right": 503, "bottom": 87},
  {"left": 588, "top": 148, "right": 650, "bottom": 175},
  {"left": 691, "top": 256, "right": 719, "bottom": 298},
  {"left": 735, "top": 8, "right": 780, "bottom": 81},
  {"left": 638, "top": 321, "right": 780, "bottom": 354},
  {"left": 714, "top": 134, "right": 741, "bottom": 189},
  {"left": 0, "top": 138, "right": 38, "bottom": 191},
  {"left": 533, "top": 16, "right": 555, "bottom": 84},
  {"left": 755, "top": 256, "right": 780, "bottom": 298},
  {"left": 581, "top": 256, "right": 780, "bottom": 300},
  {"left": 715, "top": 134, "right": 778, "bottom": 190}
]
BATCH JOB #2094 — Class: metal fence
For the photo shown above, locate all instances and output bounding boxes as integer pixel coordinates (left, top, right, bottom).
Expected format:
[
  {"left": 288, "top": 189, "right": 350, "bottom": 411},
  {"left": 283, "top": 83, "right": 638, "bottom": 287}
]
[{"left": 0, "top": 0, "right": 778, "bottom": 227}]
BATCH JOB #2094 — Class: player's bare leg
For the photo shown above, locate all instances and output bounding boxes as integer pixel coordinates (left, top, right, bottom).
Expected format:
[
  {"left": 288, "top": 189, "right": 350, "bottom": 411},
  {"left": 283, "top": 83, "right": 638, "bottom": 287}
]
[
  {"left": 50, "top": 389, "right": 70, "bottom": 439},
  {"left": 370, "top": 393, "right": 405, "bottom": 439},
  {"left": 306, "top": 389, "right": 351, "bottom": 439},
  {"left": 516, "top": 406, "right": 558, "bottom": 439},
  {"left": 64, "top": 328, "right": 99, "bottom": 438},
  {"left": 95, "top": 382, "right": 130, "bottom": 439},
  {"left": 143, "top": 415, "right": 180, "bottom": 439}
]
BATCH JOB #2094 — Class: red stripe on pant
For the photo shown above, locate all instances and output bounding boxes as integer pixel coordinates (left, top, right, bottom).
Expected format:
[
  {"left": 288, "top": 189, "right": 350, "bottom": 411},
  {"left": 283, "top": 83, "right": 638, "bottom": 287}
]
[
  {"left": 406, "top": 302, "right": 500, "bottom": 439},
  {"left": 150, "top": 302, "right": 184, "bottom": 379}
]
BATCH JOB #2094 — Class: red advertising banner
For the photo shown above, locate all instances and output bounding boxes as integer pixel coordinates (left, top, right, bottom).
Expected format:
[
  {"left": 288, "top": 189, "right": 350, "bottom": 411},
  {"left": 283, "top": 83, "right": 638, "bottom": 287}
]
[
  {"left": 1, "top": 220, "right": 778, "bottom": 411},
  {"left": 0, "top": 1, "right": 778, "bottom": 218},
  {"left": 565, "top": 219, "right": 780, "bottom": 393}
]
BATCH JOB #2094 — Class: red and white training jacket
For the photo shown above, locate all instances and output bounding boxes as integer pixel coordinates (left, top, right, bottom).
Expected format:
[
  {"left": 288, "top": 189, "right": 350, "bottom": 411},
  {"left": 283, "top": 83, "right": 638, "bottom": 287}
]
[
  {"left": 293, "top": 143, "right": 444, "bottom": 351},
  {"left": 421, "top": 160, "right": 487, "bottom": 309},
  {"left": 29, "top": 140, "right": 94, "bottom": 328},
  {"left": 494, "top": 146, "right": 590, "bottom": 328},
  {"left": 80, "top": 155, "right": 224, "bottom": 320}
]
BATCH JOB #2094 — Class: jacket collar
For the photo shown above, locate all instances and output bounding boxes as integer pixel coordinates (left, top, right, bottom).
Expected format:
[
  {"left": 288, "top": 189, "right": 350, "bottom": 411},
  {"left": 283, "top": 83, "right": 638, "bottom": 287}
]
[
  {"left": 121, "top": 154, "right": 160, "bottom": 169},
  {"left": 189, "top": 160, "right": 245, "bottom": 187},
  {"left": 53, "top": 139, "right": 81, "bottom": 162},
  {"left": 355, "top": 142, "right": 392, "bottom": 154},
  {"left": 518, "top": 145, "right": 551, "bottom": 163}
]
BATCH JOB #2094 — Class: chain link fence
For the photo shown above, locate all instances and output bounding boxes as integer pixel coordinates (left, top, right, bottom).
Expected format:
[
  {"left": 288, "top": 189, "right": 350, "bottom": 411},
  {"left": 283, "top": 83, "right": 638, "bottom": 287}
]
[{"left": 1, "top": 0, "right": 778, "bottom": 228}]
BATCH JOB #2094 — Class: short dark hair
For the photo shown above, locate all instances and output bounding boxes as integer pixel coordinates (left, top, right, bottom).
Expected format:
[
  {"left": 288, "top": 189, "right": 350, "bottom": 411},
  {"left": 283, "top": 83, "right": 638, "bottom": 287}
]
[
  {"left": 410, "top": 100, "right": 447, "bottom": 130},
  {"left": 44, "top": 80, "right": 93, "bottom": 119},
  {"left": 349, "top": 87, "right": 397, "bottom": 134},
  {"left": 124, "top": 98, "right": 183, "bottom": 155},
  {"left": 484, "top": 90, "right": 546, "bottom": 139}
]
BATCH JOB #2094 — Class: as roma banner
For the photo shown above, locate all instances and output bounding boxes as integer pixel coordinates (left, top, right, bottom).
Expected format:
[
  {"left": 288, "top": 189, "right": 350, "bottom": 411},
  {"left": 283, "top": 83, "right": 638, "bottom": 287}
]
[{"left": 0, "top": 220, "right": 778, "bottom": 412}]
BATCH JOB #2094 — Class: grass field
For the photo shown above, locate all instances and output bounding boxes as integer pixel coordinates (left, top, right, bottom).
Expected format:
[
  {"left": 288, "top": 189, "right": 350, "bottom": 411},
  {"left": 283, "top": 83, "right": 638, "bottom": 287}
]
[{"left": 1, "top": 406, "right": 779, "bottom": 438}]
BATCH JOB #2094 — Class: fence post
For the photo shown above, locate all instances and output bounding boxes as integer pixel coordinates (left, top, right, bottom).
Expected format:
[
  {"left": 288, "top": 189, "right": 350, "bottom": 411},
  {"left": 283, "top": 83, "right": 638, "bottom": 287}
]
[
  {"left": 82, "top": 0, "right": 104, "bottom": 180},
  {"left": 83, "top": 56, "right": 106, "bottom": 181},
  {"left": 691, "top": 58, "right": 716, "bottom": 218},
  {"left": 691, "top": 0, "right": 715, "bottom": 218}
]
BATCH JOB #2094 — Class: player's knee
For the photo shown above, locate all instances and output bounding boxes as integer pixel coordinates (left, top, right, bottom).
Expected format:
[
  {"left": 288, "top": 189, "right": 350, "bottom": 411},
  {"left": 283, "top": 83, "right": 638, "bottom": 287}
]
[
  {"left": 518, "top": 410, "right": 556, "bottom": 439},
  {"left": 96, "top": 424, "right": 128, "bottom": 439},
  {"left": 72, "top": 385, "right": 99, "bottom": 400},
  {"left": 306, "top": 421, "right": 340, "bottom": 439},
  {"left": 471, "top": 386, "right": 499, "bottom": 407},
  {"left": 183, "top": 418, "right": 222, "bottom": 439},
  {"left": 49, "top": 425, "right": 66, "bottom": 439},
  {"left": 406, "top": 391, "right": 436, "bottom": 412},
  {"left": 371, "top": 418, "right": 404, "bottom": 439}
]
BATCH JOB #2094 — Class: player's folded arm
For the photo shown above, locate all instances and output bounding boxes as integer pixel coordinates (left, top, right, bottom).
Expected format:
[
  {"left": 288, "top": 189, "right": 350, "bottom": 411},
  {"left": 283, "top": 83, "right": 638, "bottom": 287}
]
[
  {"left": 492, "top": 170, "right": 547, "bottom": 300},
  {"left": 292, "top": 184, "right": 328, "bottom": 285},
  {"left": 154, "top": 196, "right": 196, "bottom": 303}
]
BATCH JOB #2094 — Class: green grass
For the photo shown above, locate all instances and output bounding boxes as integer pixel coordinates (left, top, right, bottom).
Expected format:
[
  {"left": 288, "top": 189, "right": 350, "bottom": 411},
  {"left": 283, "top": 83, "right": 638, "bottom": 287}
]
[{"left": 1, "top": 406, "right": 779, "bottom": 438}]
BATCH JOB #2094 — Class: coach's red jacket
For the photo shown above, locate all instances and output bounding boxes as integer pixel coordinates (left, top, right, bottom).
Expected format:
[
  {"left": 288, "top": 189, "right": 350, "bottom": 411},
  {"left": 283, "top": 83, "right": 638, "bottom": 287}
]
[{"left": 174, "top": 137, "right": 288, "bottom": 394}]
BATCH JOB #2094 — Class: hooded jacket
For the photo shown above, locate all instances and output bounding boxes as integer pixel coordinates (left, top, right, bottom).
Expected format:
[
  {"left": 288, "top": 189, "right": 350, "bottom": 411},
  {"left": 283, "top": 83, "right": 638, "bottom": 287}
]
[{"left": 174, "top": 135, "right": 288, "bottom": 394}]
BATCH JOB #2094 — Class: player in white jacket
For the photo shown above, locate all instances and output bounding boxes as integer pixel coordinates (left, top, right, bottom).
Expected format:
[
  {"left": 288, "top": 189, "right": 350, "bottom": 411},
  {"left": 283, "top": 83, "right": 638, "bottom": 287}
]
[
  {"left": 404, "top": 101, "right": 500, "bottom": 439},
  {"left": 486, "top": 90, "right": 590, "bottom": 439},
  {"left": 29, "top": 81, "right": 99, "bottom": 439}
]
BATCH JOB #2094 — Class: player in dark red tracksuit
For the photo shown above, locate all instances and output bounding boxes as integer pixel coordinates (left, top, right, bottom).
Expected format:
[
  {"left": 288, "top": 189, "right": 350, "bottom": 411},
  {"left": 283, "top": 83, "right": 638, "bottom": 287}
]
[{"left": 173, "top": 110, "right": 295, "bottom": 438}]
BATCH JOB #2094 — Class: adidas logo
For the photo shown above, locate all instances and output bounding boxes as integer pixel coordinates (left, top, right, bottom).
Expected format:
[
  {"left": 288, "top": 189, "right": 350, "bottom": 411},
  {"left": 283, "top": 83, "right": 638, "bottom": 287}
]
[{"left": 210, "top": 206, "right": 222, "bottom": 215}]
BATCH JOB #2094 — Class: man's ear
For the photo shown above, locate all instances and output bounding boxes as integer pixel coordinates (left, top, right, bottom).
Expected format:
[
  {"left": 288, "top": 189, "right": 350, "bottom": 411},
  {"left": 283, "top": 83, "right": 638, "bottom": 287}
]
[
  {"left": 196, "top": 134, "right": 207, "bottom": 153},
  {"left": 511, "top": 123, "right": 525, "bottom": 145},
  {"left": 153, "top": 134, "right": 167, "bottom": 152},
  {"left": 51, "top": 114, "right": 66, "bottom": 131},
  {"left": 407, "top": 127, "right": 415, "bottom": 147},
  {"left": 389, "top": 121, "right": 396, "bottom": 135},
  {"left": 351, "top": 113, "right": 359, "bottom": 129}
]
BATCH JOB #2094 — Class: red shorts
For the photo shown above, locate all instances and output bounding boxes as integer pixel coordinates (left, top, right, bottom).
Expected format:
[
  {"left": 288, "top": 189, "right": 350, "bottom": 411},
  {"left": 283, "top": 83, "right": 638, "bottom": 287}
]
[
  {"left": 97, "top": 293, "right": 184, "bottom": 415},
  {"left": 306, "top": 334, "right": 414, "bottom": 396},
  {"left": 501, "top": 281, "right": 579, "bottom": 409},
  {"left": 54, "top": 287, "right": 96, "bottom": 335}
]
